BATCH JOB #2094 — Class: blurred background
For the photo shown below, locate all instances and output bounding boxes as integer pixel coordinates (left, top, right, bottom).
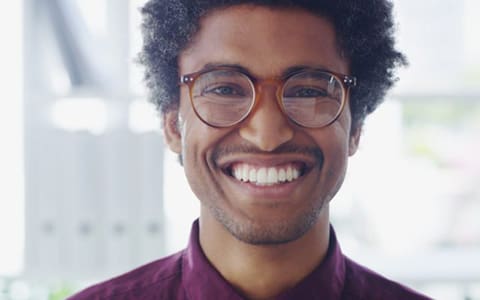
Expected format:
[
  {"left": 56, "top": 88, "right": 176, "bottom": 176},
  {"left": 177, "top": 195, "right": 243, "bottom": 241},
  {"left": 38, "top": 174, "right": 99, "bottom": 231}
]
[{"left": 0, "top": 0, "right": 479, "bottom": 299}]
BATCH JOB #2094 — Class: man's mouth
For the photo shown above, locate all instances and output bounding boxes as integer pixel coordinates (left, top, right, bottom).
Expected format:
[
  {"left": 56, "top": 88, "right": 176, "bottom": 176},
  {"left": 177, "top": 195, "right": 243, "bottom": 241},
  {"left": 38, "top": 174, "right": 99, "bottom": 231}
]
[{"left": 225, "top": 162, "right": 307, "bottom": 186}]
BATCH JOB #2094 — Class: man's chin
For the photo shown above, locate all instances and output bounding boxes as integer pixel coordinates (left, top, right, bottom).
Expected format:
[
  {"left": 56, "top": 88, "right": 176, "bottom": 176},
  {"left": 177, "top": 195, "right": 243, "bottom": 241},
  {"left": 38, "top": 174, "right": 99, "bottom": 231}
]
[{"left": 214, "top": 210, "right": 322, "bottom": 246}]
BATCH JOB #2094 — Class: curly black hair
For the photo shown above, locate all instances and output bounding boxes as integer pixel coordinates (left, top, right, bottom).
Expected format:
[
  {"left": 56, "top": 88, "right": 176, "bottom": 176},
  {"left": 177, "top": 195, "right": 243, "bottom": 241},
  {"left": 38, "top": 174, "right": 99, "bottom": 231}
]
[{"left": 139, "top": 0, "right": 406, "bottom": 130}]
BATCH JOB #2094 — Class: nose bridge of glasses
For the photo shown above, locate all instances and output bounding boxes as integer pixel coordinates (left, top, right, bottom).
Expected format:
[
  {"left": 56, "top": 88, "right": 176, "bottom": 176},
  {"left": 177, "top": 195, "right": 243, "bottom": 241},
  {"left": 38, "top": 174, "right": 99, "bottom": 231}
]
[
  {"left": 255, "top": 77, "right": 283, "bottom": 90},
  {"left": 253, "top": 77, "right": 284, "bottom": 107}
]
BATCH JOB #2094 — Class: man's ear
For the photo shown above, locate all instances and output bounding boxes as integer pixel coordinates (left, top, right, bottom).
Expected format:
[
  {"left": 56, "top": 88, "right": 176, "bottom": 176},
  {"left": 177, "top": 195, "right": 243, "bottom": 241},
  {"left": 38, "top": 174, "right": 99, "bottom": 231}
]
[
  {"left": 348, "top": 125, "right": 362, "bottom": 156},
  {"left": 163, "top": 110, "right": 182, "bottom": 154}
]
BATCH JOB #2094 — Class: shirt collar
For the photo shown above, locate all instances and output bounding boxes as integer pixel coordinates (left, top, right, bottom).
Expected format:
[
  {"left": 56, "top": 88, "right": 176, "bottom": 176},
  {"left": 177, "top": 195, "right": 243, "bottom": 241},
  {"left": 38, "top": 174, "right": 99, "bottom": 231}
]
[{"left": 182, "top": 220, "right": 346, "bottom": 300}]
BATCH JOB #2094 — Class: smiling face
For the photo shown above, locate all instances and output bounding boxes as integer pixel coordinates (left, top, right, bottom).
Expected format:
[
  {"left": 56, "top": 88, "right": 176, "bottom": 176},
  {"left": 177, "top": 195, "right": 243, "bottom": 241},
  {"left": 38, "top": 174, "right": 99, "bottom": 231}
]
[{"left": 164, "top": 5, "right": 360, "bottom": 245}]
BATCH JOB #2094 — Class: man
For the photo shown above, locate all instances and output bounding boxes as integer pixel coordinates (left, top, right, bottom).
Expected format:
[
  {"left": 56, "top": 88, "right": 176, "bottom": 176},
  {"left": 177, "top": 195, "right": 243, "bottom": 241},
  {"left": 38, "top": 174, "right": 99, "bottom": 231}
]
[{"left": 70, "top": 0, "right": 431, "bottom": 299}]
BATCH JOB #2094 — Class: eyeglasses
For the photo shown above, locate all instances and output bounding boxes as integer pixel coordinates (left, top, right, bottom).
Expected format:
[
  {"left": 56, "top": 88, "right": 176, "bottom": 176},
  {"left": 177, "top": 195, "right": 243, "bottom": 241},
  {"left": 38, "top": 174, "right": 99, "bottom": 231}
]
[{"left": 180, "top": 67, "right": 356, "bottom": 128}]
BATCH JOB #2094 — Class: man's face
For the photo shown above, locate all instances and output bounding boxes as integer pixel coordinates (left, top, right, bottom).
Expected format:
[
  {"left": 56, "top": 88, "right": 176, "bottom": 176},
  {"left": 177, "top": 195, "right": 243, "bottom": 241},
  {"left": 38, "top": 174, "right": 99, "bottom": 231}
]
[{"left": 165, "top": 5, "right": 360, "bottom": 245}]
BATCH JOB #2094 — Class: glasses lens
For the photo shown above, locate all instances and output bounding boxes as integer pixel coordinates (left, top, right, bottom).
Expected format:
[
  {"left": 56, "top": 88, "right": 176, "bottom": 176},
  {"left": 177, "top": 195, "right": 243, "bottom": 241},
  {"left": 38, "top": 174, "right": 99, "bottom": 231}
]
[
  {"left": 282, "top": 71, "right": 344, "bottom": 128},
  {"left": 191, "top": 70, "right": 254, "bottom": 127}
]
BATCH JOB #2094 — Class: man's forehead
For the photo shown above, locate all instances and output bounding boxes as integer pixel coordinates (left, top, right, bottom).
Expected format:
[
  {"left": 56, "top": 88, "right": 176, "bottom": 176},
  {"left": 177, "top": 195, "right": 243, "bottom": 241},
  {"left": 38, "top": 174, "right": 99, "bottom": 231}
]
[{"left": 178, "top": 4, "right": 348, "bottom": 77}]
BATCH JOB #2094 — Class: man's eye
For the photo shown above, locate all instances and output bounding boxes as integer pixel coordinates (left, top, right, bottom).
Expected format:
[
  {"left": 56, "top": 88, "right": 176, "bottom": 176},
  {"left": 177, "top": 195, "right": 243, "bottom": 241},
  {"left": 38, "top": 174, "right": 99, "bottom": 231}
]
[
  {"left": 204, "top": 85, "right": 245, "bottom": 97},
  {"left": 289, "top": 87, "right": 327, "bottom": 98}
]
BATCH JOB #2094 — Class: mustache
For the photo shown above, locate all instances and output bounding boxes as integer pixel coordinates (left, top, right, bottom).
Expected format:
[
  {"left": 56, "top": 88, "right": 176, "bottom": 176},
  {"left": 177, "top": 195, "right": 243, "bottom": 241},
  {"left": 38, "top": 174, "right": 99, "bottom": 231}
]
[{"left": 212, "top": 142, "right": 324, "bottom": 165}]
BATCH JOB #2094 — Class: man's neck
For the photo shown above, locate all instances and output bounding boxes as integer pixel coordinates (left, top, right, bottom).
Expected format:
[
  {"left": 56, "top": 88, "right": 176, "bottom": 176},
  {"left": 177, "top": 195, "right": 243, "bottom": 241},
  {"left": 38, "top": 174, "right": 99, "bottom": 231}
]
[{"left": 198, "top": 208, "right": 330, "bottom": 300}]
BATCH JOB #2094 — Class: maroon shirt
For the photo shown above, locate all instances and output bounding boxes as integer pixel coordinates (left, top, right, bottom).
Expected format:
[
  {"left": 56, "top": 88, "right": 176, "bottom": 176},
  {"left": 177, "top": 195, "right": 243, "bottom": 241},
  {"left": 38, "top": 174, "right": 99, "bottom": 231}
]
[{"left": 68, "top": 221, "right": 431, "bottom": 299}]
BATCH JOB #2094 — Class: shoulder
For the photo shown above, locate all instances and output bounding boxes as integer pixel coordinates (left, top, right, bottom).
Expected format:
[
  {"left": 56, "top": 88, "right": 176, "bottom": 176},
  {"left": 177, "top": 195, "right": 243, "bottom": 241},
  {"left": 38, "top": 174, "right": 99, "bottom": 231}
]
[
  {"left": 67, "top": 250, "right": 186, "bottom": 300},
  {"left": 342, "top": 256, "right": 432, "bottom": 300}
]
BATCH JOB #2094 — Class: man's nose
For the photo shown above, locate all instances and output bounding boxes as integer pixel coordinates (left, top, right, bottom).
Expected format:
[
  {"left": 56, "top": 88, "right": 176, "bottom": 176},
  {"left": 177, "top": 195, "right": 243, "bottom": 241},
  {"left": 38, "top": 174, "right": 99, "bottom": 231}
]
[{"left": 239, "top": 88, "right": 294, "bottom": 151}]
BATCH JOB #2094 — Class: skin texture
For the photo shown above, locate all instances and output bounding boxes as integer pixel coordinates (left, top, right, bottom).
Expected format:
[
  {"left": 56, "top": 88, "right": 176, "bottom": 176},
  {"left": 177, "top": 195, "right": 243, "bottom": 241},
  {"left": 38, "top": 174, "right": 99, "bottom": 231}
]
[{"left": 164, "top": 5, "right": 361, "bottom": 300}]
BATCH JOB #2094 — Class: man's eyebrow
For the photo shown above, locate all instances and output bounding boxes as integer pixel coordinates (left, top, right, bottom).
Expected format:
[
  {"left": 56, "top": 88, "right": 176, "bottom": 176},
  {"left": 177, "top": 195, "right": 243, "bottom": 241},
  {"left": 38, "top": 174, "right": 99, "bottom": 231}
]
[
  {"left": 282, "top": 65, "right": 333, "bottom": 76},
  {"left": 282, "top": 65, "right": 311, "bottom": 77},
  {"left": 198, "top": 63, "right": 331, "bottom": 77},
  {"left": 200, "top": 63, "right": 251, "bottom": 74}
]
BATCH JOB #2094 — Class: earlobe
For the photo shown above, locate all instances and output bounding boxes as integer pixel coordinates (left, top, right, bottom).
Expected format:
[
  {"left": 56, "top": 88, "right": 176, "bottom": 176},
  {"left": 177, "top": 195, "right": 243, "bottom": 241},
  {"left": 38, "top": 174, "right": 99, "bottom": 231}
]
[
  {"left": 163, "top": 110, "right": 182, "bottom": 154},
  {"left": 348, "top": 126, "right": 362, "bottom": 156}
]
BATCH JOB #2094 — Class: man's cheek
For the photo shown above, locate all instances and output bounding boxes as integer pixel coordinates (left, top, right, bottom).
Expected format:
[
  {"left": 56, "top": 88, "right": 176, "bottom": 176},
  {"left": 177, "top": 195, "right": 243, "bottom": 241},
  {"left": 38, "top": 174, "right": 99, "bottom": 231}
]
[{"left": 324, "top": 147, "right": 348, "bottom": 188}]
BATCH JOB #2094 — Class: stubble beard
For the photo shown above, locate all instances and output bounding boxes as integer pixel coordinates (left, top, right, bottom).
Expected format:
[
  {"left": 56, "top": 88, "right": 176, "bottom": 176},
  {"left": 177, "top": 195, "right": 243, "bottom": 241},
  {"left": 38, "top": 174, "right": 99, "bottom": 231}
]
[{"left": 208, "top": 198, "right": 326, "bottom": 245}]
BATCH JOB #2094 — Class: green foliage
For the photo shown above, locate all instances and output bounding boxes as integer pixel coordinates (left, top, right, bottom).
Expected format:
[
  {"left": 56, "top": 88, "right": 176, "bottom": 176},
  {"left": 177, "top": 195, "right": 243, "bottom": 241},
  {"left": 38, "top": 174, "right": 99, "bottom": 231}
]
[{"left": 48, "top": 284, "right": 74, "bottom": 300}]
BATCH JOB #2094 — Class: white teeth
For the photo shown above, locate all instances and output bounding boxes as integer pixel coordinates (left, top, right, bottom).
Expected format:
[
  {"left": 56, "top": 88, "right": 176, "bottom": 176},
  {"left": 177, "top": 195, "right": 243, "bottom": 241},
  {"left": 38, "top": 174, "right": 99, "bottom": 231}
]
[
  {"left": 293, "top": 168, "right": 299, "bottom": 179},
  {"left": 256, "top": 168, "right": 267, "bottom": 184},
  {"left": 278, "top": 169, "right": 286, "bottom": 182},
  {"left": 248, "top": 168, "right": 256, "bottom": 182},
  {"left": 231, "top": 164, "right": 302, "bottom": 185},
  {"left": 267, "top": 168, "right": 278, "bottom": 184},
  {"left": 242, "top": 166, "right": 249, "bottom": 182},
  {"left": 286, "top": 167, "right": 293, "bottom": 181},
  {"left": 233, "top": 168, "right": 242, "bottom": 181}
]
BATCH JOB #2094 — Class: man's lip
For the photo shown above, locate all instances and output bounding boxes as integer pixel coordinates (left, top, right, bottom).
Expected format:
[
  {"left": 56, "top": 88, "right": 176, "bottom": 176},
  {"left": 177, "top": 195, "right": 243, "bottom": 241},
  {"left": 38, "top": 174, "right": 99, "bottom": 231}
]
[
  {"left": 216, "top": 154, "right": 318, "bottom": 170},
  {"left": 216, "top": 154, "right": 319, "bottom": 181}
]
